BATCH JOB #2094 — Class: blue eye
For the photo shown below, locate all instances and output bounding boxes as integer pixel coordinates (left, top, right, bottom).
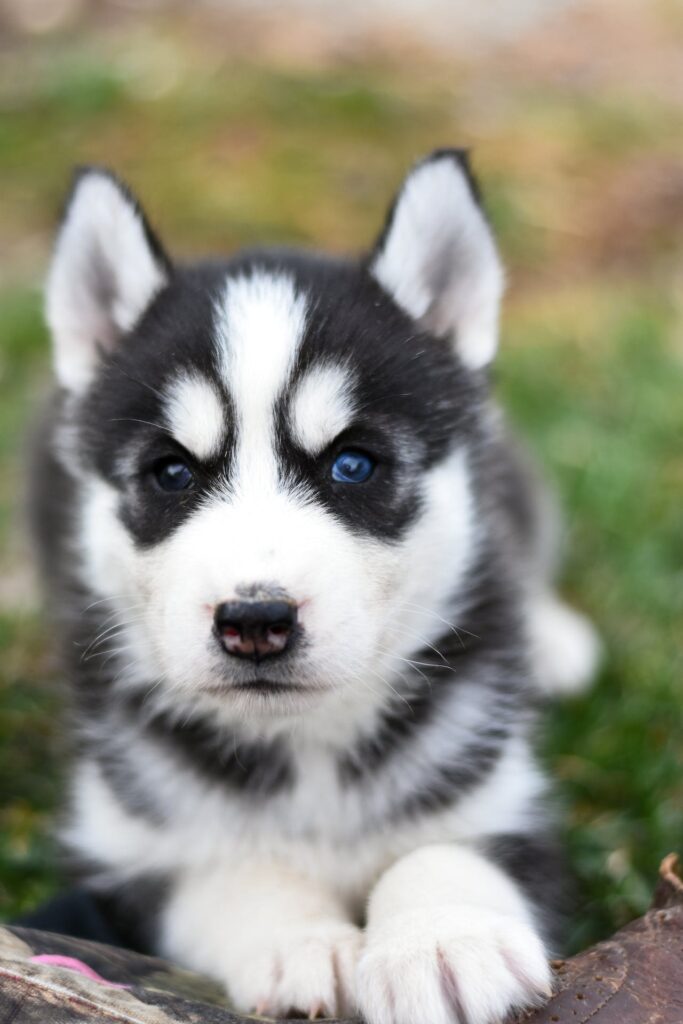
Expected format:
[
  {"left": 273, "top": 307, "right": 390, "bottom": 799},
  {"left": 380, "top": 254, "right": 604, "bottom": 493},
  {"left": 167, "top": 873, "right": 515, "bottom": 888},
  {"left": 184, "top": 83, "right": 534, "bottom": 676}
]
[
  {"left": 331, "top": 450, "right": 375, "bottom": 484},
  {"left": 153, "top": 458, "right": 194, "bottom": 492}
]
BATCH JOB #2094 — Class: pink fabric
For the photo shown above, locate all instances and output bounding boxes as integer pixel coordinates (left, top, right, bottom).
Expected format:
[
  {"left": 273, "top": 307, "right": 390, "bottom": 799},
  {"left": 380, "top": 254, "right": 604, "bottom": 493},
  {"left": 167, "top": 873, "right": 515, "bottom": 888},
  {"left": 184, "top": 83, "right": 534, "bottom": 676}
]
[{"left": 30, "top": 954, "right": 130, "bottom": 988}]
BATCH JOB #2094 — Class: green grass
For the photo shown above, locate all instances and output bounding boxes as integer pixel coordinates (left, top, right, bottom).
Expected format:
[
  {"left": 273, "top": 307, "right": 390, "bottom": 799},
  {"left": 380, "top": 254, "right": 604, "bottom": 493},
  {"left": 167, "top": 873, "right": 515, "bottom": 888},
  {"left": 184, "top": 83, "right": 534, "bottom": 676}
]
[
  {"left": 499, "top": 290, "right": 683, "bottom": 949},
  {"left": 0, "top": 288, "right": 62, "bottom": 919},
  {"left": 0, "top": 14, "right": 681, "bottom": 948}
]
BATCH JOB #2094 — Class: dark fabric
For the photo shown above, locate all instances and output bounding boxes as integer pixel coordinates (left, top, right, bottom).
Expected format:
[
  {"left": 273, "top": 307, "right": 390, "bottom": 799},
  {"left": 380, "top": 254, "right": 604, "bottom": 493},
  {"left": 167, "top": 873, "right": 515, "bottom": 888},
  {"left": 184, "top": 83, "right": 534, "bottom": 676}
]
[
  {"left": 14, "top": 877, "right": 169, "bottom": 954},
  {"left": 14, "top": 888, "right": 130, "bottom": 949}
]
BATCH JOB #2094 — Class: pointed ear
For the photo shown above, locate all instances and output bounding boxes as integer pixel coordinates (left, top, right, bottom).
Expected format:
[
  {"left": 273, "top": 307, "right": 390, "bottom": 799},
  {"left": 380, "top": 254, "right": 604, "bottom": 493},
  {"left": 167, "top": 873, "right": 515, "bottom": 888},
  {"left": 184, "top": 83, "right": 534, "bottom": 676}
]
[
  {"left": 46, "top": 168, "right": 170, "bottom": 392},
  {"left": 370, "top": 150, "right": 504, "bottom": 370}
]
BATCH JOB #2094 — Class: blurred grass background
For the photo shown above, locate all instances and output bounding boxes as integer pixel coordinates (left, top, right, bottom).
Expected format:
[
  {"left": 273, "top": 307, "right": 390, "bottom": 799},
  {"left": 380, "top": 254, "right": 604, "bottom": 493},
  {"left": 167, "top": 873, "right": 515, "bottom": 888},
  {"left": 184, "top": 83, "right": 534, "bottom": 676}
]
[{"left": 0, "top": 0, "right": 682, "bottom": 953}]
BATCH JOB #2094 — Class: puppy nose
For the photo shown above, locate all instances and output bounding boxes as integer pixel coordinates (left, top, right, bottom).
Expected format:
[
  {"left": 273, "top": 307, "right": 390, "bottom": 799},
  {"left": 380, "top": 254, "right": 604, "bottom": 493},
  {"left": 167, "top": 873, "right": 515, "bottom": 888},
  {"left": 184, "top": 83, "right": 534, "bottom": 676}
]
[{"left": 214, "top": 599, "right": 297, "bottom": 660}]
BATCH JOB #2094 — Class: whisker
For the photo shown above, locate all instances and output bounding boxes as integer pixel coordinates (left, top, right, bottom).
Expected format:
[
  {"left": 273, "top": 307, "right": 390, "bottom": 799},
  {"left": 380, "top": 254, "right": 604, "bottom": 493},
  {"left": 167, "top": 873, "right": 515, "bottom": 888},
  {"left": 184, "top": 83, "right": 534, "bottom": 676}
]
[
  {"left": 80, "top": 619, "right": 147, "bottom": 662},
  {"left": 394, "top": 599, "right": 480, "bottom": 643},
  {"left": 355, "top": 661, "right": 417, "bottom": 712},
  {"left": 109, "top": 417, "right": 168, "bottom": 433},
  {"left": 381, "top": 623, "right": 450, "bottom": 665},
  {"left": 108, "top": 355, "right": 168, "bottom": 403},
  {"left": 374, "top": 645, "right": 435, "bottom": 687}
]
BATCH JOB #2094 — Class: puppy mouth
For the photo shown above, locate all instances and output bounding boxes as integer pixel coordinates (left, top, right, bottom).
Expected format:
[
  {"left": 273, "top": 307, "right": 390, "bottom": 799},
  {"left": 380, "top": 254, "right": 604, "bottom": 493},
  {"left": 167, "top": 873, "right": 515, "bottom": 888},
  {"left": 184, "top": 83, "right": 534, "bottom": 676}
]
[
  {"left": 235, "top": 679, "right": 311, "bottom": 695},
  {"left": 204, "top": 678, "right": 314, "bottom": 697}
]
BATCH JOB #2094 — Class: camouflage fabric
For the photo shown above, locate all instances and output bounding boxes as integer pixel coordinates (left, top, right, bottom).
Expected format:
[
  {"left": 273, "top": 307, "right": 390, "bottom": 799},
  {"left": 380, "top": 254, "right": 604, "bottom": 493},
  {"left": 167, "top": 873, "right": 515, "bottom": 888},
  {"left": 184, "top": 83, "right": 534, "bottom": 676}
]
[{"left": 0, "top": 924, "right": 283, "bottom": 1024}]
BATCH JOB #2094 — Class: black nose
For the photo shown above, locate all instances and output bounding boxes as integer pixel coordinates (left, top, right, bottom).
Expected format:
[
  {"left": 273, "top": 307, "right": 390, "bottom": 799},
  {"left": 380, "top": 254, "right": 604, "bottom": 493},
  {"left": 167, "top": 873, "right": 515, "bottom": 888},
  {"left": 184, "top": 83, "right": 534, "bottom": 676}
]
[{"left": 214, "top": 599, "right": 298, "bottom": 661}]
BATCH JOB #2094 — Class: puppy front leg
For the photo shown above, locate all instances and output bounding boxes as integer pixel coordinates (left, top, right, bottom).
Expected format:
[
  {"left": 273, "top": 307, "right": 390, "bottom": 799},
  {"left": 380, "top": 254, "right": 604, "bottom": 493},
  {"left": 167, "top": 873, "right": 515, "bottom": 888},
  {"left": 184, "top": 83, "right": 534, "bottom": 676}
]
[
  {"left": 160, "top": 861, "right": 362, "bottom": 1018},
  {"left": 357, "top": 844, "right": 552, "bottom": 1024}
]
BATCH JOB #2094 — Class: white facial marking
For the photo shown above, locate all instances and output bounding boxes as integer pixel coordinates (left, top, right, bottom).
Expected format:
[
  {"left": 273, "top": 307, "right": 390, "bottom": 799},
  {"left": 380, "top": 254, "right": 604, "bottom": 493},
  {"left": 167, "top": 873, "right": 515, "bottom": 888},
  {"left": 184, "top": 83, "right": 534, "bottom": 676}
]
[
  {"left": 376, "top": 447, "right": 476, "bottom": 672},
  {"left": 79, "top": 477, "right": 135, "bottom": 601},
  {"left": 291, "top": 364, "right": 355, "bottom": 455},
  {"left": 214, "top": 271, "right": 308, "bottom": 488},
  {"left": 164, "top": 373, "right": 226, "bottom": 461}
]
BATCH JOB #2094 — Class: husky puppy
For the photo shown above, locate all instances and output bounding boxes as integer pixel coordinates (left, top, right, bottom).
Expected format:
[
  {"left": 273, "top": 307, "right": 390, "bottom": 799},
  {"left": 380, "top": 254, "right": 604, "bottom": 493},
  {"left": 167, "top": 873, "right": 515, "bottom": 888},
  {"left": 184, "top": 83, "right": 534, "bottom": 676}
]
[{"left": 34, "top": 150, "right": 599, "bottom": 1024}]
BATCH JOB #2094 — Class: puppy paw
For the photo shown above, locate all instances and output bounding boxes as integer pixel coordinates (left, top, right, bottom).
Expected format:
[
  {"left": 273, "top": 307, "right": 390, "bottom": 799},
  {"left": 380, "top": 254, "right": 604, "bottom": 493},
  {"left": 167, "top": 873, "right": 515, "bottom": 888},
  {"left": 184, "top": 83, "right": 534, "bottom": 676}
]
[
  {"left": 356, "top": 906, "right": 551, "bottom": 1024},
  {"left": 228, "top": 919, "right": 362, "bottom": 1019}
]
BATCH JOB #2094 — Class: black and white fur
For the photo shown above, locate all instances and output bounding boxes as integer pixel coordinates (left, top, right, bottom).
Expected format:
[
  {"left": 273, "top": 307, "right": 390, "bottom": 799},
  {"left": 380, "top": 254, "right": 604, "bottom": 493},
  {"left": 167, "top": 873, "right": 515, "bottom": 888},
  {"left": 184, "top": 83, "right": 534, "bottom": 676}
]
[{"left": 34, "top": 151, "right": 599, "bottom": 1024}]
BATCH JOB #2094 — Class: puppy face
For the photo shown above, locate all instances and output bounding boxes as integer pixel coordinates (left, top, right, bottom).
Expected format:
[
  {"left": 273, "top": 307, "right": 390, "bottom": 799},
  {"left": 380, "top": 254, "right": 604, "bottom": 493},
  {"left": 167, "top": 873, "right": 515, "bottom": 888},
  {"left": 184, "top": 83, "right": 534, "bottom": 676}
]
[{"left": 46, "top": 153, "right": 503, "bottom": 719}]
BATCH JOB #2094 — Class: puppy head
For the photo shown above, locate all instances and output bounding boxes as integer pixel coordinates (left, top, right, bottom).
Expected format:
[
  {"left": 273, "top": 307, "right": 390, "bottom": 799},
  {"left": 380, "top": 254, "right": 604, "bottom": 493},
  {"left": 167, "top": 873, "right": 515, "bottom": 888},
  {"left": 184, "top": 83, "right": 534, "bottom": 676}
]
[{"left": 45, "top": 152, "right": 503, "bottom": 722}]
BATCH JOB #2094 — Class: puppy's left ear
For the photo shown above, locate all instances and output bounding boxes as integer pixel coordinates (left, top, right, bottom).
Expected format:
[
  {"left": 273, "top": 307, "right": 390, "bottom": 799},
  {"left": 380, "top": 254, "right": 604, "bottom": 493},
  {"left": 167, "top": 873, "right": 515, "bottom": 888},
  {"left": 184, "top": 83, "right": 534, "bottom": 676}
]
[
  {"left": 370, "top": 149, "right": 504, "bottom": 370},
  {"left": 46, "top": 167, "right": 171, "bottom": 393}
]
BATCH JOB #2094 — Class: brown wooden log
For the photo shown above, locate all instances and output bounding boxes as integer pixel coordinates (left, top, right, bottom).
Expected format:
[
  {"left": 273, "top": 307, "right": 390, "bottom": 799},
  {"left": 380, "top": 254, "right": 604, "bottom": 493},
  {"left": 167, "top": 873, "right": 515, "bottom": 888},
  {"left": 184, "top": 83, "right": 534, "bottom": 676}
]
[{"left": 514, "top": 853, "right": 683, "bottom": 1023}]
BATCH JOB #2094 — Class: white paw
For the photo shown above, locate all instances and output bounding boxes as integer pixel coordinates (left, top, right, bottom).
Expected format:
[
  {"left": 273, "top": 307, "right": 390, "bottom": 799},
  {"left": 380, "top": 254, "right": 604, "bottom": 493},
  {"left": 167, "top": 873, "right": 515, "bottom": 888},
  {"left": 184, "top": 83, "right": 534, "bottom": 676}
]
[
  {"left": 356, "top": 907, "right": 551, "bottom": 1024},
  {"left": 528, "top": 595, "right": 601, "bottom": 696},
  {"left": 226, "top": 919, "right": 362, "bottom": 1019}
]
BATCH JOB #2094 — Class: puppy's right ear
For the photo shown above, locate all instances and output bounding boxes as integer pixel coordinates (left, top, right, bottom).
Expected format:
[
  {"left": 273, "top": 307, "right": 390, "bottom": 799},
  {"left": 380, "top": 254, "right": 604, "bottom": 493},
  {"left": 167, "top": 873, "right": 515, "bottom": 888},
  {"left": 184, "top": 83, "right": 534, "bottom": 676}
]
[{"left": 46, "top": 168, "right": 170, "bottom": 393}]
